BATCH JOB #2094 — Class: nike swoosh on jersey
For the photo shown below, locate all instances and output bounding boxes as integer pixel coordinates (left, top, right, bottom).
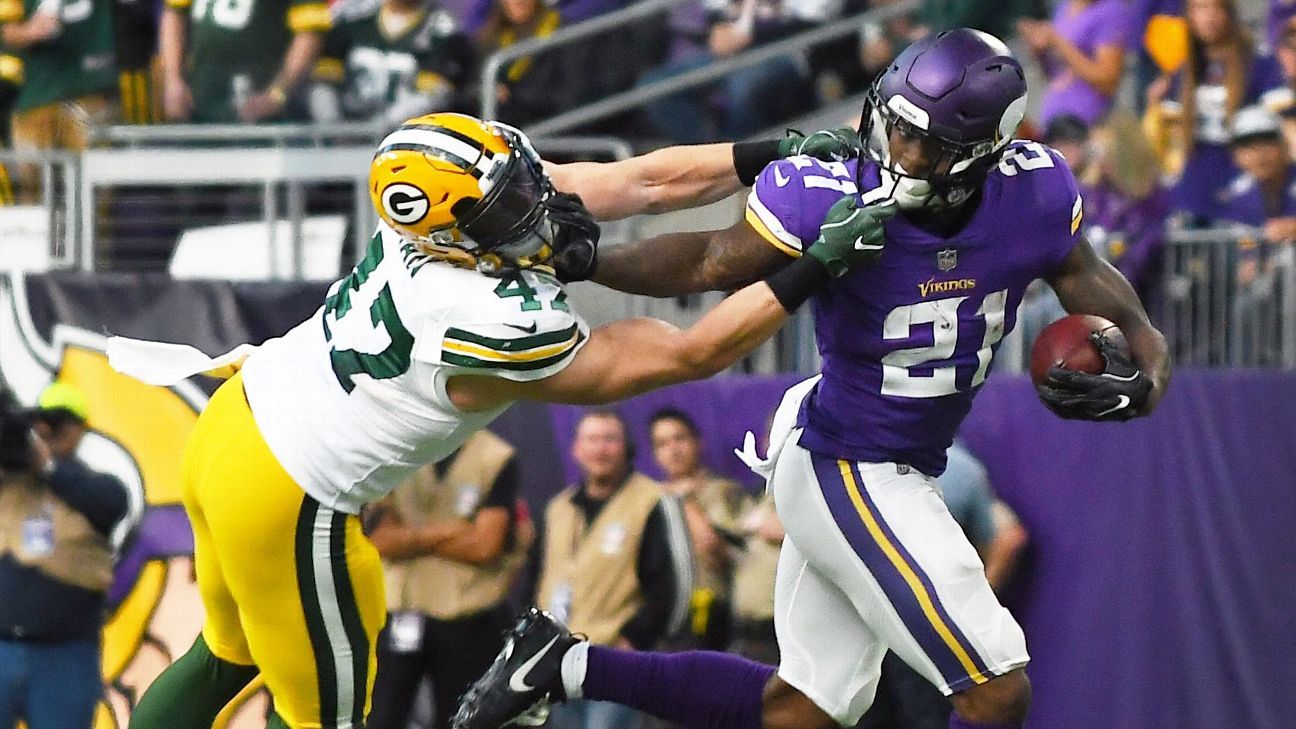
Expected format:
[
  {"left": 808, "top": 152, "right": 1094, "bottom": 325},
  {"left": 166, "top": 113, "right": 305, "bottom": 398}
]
[
  {"left": 505, "top": 322, "right": 539, "bottom": 334},
  {"left": 774, "top": 167, "right": 790, "bottom": 187},
  {"left": 509, "top": 635, "right": 561, "bottom": 692}
]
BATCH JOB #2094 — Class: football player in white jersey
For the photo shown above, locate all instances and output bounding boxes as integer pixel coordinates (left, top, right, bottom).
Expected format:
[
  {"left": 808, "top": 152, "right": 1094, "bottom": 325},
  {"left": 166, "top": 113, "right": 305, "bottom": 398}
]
[{"left": 114, "top": 113, "right": 890, "bottom": 729}]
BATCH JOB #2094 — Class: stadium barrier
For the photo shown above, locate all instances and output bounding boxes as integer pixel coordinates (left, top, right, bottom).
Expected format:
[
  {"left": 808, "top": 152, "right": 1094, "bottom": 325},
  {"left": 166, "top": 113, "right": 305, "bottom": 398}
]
[{"left": 1163, "top": 226, "right": 1296, "bottom": 368}]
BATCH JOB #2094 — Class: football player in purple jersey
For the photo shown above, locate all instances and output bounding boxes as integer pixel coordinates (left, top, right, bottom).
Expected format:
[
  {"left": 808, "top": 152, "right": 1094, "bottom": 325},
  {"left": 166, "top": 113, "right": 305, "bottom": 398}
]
[{"left": 456, "top": 28, "right": 1170, "bottom": 729}]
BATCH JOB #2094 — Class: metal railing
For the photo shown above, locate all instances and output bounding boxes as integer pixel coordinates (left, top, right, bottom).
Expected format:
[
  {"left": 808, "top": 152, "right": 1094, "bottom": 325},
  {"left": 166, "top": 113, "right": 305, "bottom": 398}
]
[
  {"left": 70, "top": 131, "right": 636, "bottom": 275},
  {"left": 1163, "top": 227, "right": 1296, "bottom": 368},
  {"left": 0, "top": 150, "right": 80, "bottom": 269},
  {"left": 506, "top": 0, "right": 918, "bottom": 136},
  {"left": 480, "top": 0, "right": 693, "bottom": 121}
]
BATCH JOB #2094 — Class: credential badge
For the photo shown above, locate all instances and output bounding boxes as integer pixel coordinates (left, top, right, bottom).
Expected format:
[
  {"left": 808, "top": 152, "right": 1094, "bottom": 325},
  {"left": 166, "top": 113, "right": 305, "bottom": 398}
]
[{"left": 937, "top": 248, "right": 957, "bottom": 272}]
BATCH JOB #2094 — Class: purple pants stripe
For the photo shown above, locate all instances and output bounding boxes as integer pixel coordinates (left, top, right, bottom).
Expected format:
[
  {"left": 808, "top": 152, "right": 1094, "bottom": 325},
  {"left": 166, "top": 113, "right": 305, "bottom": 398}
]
[{"left": 808, "top": 452, "right": 992, "bottom": 689}]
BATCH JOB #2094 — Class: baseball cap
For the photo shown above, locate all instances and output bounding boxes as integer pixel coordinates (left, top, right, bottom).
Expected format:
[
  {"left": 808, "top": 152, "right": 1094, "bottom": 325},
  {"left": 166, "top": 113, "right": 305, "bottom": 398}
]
[
  {"left": 35, "top": 382, "right": 90, "bottom": 423},
  {"left": 1230, "top": 106, "right": 1283, "bottom": 145}
]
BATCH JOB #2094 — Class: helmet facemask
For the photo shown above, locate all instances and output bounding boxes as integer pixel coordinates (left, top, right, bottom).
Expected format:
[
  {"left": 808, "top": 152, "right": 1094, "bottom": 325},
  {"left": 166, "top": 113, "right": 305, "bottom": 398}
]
[
  {"left": 861, "top": 83, "right": 1007, "bottom": 212},
  {"left": 445, "top": 125, "right": 558, "bottom": 276}
]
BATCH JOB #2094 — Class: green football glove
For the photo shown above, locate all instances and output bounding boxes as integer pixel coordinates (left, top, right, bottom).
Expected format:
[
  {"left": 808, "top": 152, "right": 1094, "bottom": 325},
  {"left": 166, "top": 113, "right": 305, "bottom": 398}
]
[
  {"left": 806, "top": 196, "right": 897, "bottom": 277},
  {"left": 778, "top": 127, "right": 862, "bottom": 161}
]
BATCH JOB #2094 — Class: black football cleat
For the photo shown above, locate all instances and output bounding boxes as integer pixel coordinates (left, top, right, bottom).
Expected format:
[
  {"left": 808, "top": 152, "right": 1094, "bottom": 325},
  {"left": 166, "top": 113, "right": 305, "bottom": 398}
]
[{"left": 452, "top": 608, "right": 582, "bottom": 729}]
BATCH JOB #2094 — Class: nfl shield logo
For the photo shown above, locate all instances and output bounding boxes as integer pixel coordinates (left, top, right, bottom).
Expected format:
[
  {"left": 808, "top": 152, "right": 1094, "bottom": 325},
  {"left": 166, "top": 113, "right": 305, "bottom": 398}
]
[{"left": 937, "top": 249, "right": 957, "bottom": 272}]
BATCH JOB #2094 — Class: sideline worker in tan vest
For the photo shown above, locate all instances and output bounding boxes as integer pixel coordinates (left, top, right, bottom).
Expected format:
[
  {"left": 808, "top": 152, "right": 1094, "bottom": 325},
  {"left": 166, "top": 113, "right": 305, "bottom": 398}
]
[
  {"left": 0, "top": 384, "right": 135, "bottom": 729},
  {"left": 537, "top": 410, "right": 691, "bottom": 729},
  {"left": 364, "top": 429, "right": 532, "bottom": 729},
  {"left": 648, "top": 408, "right": 751, "bottom": 650}
]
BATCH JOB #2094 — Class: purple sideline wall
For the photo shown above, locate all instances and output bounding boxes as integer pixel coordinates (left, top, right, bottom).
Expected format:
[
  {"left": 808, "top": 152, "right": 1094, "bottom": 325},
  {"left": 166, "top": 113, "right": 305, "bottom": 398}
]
[
  {"left": 12, "top": 274, "right": 1296, "bottom": 729},
  {"left": 546, "top": 372, "right": 1296, "bottom": 729}
]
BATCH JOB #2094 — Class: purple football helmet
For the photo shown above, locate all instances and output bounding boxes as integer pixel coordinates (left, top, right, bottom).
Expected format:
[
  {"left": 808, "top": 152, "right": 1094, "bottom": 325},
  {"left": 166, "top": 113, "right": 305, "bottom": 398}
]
[{"left": 861, "top": 28, "right": 1027, "bottom": 210}]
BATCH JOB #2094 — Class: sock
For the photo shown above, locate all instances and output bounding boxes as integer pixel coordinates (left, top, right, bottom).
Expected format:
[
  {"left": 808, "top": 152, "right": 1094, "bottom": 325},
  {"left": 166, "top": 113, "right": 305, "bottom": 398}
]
[
  {"left": 128, "top": 635, "right": 259, "bottom": 729},
  {"left": 949, "top": 716, "right": 1023, "bottom": 729},
  {"left": 560, "top": 641, "right": 590, "bottom": 699},
  {"left": 581, "top": 648, "right": 775, "bottom": 729}
]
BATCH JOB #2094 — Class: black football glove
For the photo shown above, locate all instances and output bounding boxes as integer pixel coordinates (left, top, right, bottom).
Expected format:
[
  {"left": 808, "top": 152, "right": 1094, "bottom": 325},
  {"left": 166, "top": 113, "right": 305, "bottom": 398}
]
[
  {"left": 1037, "top": 331, "right": 1152, "bottom": 421},
  {"left": 545, "top": 192, "right": 600, "bottom": 282}
]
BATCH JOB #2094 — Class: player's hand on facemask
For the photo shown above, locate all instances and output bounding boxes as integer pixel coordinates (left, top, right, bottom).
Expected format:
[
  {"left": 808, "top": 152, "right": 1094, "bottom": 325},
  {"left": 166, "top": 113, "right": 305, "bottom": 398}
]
[
  {"left": 1037, "top": 332, "right": 1152, "bottom": 421},
  {"left": 806, "top": 196, "right": 897, "bottom": 277},
  {"left": 545, "top": 192, "right": 601, "bottom": 282},
  {"left": 779, "top": 128, "right": 861, "bottom": 162}
]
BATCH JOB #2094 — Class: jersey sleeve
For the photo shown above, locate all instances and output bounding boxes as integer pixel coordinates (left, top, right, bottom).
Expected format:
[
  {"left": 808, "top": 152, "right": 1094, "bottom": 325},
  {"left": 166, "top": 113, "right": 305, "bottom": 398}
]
[
  {"left": 288, "top": 0, "right": 332, "bottom": 34},
  {"left": 416, "top": 273, "right": 590, "bottom": 383},
  {"left": 1013, "top": 143, "right": 1085, "bottom": 273},
  {"left": 0, "top": 0, "right": 23, "bottom": 23},
  {"left": 745, "top": 157, "right": 854, "bottom": 259}
]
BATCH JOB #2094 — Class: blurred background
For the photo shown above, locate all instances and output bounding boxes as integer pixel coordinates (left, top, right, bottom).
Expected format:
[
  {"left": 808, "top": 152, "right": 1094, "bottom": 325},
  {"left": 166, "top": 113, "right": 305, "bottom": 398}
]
[{"left": 0, "top": 1, "right": 1294, "bottom": 728}]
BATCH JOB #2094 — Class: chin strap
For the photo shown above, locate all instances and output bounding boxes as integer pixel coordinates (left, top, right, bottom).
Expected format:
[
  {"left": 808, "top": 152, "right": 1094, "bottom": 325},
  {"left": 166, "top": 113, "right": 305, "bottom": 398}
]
[{"left": 415, "top": 238, "right": 556, "bottom": 277}]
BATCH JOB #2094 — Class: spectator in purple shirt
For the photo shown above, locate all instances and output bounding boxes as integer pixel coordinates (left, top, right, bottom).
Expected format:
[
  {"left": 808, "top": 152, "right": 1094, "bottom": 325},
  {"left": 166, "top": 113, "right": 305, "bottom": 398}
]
[
  {"left": 1019, "top": 0, "right": 1130, "bottom": 127},
  {"left": 1145, "top": 0, "right": 1285, "bottom": 224},
  {"left": 1080, "top": 111, "right": 1171, "bottom": 303}
]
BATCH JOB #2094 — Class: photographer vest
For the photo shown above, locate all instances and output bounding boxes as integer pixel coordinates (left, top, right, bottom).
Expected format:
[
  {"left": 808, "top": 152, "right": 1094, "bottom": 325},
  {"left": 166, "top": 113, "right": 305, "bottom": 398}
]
[
  {"left": 383, "top": 431, "right": 527, "bottom": 620},
  {"left": 0, "top": 473, "right": 113, "bottom": 592},
  {"left": 536, "top": 473, "right": 661, "bottom": 645}
]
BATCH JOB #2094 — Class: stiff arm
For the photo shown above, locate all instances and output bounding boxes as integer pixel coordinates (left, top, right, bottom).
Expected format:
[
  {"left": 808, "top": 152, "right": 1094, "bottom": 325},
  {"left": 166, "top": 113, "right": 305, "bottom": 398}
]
[
  {"left": 446, "top": 279, "right": 790, "bottom": 411},
  {"left": 546, "top": 143, "right": 747, "bottom": 221}
]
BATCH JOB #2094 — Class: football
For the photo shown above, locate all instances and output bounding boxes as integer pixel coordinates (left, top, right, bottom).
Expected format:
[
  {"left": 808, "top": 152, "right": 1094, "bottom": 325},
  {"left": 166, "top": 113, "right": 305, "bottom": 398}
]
[{"left": 1029, "top": 314, "right": 1125, "bottom": 386}]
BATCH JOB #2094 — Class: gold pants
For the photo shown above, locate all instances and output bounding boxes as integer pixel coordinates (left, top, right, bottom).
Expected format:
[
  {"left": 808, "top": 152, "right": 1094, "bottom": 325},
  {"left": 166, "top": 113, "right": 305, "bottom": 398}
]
[{"left": 182, "top": 371, "right": 386, "bottom": 729}]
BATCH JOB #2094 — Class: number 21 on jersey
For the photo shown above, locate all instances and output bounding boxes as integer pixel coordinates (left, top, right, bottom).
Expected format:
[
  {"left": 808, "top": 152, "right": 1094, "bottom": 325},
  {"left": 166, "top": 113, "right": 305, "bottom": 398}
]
[{"left": 880, "top": 290, "right": 1008, "bottom": 398}]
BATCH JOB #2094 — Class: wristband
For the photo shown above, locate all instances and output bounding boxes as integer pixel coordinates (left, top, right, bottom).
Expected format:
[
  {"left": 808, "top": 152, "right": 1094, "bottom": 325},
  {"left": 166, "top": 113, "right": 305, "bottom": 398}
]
[
  {"left": 732, "top": 139, "right": 782, "bottom": 186},
  {"left": 763, "top": 254, "right": 830, "bottom": 313},
  {"left": 267, "top": 85, "right": 288, "bottom": 107}
]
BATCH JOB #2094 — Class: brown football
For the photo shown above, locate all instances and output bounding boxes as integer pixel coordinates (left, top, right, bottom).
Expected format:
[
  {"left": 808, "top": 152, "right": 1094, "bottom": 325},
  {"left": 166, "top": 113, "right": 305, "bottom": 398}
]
[{"left": 1029, "top": 314, "right": 1125, "bottom": 386}]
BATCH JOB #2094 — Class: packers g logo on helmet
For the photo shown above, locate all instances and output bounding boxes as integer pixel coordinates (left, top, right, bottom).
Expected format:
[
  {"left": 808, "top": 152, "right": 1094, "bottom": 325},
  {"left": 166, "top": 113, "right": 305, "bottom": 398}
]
[
  {"left": 380, "top": 183, "right": 431, "bottom": 225},
  {"left": 369, "top": 112, "right": 556, "bottom": 275}
]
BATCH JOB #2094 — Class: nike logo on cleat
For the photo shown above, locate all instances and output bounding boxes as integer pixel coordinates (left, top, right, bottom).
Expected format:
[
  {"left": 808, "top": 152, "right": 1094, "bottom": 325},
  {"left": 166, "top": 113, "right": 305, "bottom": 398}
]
[
  {"left": 508, "top": 635, "right": 560, "bottom": 692},
  {"left": 774, "top": 168, "right": 790, "bottom": 187},
  {"left": 505, "top": 322, "right": 539, "bottom": 334}
]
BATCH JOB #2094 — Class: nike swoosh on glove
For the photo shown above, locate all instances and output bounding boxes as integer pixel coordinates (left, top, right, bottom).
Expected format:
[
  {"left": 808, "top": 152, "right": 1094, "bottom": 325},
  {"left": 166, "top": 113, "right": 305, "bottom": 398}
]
[
  {"left": 1037, "top": 331, "right": 1152, "bottom": 421},
  {"left": 545, "top": 192, "right": 600, "bottom": 282},
  {"left": 806, "top": 196, "right": 897, "bottom": 277}
]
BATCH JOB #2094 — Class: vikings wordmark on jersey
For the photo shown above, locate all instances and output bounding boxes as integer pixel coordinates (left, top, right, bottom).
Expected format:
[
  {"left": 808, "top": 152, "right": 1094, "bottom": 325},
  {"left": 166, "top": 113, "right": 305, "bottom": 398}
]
[{"left": 747, "top": 141, "right": 1081, "bottom": 477}]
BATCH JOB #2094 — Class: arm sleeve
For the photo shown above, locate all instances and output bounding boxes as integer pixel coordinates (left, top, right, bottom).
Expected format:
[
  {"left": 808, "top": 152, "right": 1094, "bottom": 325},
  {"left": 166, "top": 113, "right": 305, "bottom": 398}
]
[
  {"left": 0, "top": 0, "right": 24, "bottom": 23},
  {"left": 288, "top": 0, "right": 332, "bottom": 34},
  {"left": 620, "top": 501, "right": 688, "bottom": 649},
  {"left": 46, "top": 460, "right": 131, "bottom": 538},
  {"left": 421, "top": 278, "right": 590, "bottom": 382},
  {"left": 1091, "top": 1, "right": 1132, "bottom": 48}
]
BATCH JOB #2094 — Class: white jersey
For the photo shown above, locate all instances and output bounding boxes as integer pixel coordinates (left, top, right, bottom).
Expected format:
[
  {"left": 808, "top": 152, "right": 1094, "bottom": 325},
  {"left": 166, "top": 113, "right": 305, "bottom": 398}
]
[{"left": 240, "top": 223, "right": 588, "bottom": 513}]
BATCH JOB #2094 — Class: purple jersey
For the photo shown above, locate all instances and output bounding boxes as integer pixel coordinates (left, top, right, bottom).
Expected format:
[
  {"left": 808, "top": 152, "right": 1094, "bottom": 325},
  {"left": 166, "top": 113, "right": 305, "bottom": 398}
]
[{"left": 746, "top": 143, "right": 1082, "bottom": 475}]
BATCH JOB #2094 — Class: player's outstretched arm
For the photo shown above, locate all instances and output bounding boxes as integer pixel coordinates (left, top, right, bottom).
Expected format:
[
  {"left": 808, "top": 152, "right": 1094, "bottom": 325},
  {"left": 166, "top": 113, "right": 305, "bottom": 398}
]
[
  {"left": 448, "top": 282, "right": 788, "bottom": 410},
  {"left": 448, "top": 195, "right": 892, "bottom": 410},
  {"left": 548, "top": 144, "right": 745, "bottom": 222},
  {"left": 1046, "top": 239, "right": 1171, "bottom": 414},
  {"left": 546, "top": 129, "right": 860, "bottom": 222},
  {"left": 592, "top": 221, "right": 791, "bottom": 297}
]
